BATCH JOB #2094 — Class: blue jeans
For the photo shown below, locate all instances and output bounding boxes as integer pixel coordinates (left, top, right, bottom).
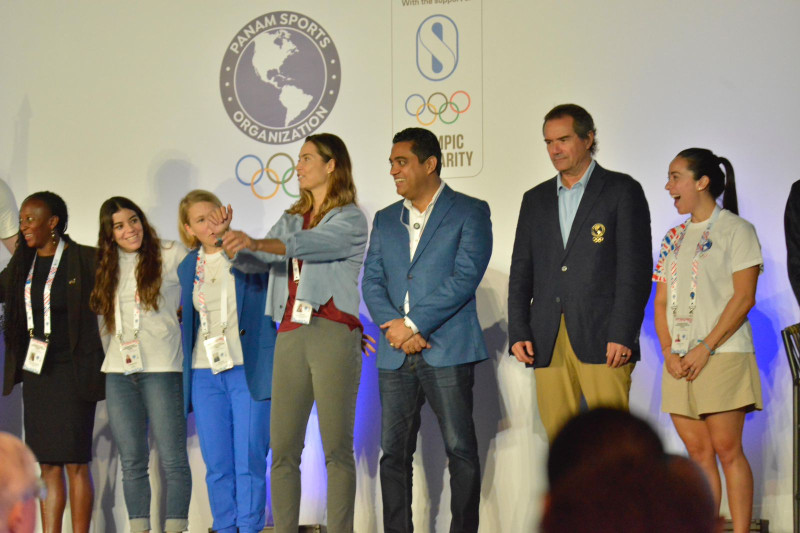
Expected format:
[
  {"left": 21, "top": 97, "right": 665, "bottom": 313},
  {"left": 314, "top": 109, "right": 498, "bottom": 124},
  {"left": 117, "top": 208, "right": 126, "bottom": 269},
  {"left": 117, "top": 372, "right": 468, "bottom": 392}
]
[
  {"left": 192, "top": 366, "right": 270, "bottom": 533},
  {"left": 379, "top": 355, "right": 480, "bottom": 533},
  {"left": 106, "top": 372, "right": 191, "bottom": 533}
]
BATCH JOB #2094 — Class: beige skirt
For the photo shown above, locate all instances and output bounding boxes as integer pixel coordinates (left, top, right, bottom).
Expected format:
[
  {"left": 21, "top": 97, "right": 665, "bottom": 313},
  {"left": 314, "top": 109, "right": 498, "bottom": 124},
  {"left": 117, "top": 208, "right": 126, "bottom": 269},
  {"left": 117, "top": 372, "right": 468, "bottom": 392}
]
[{"left": 661, "top": 351, "right": 763, "bottom": 419}]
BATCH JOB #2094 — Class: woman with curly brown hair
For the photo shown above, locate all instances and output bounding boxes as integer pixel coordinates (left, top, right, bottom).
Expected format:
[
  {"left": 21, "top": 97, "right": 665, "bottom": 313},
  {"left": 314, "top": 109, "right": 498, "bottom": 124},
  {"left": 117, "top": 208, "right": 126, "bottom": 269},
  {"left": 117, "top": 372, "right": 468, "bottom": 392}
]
[
  {"left": 90, "top": 197, "right": 190, "bottom": 533},
  {"left": 0, "top": 191, "right": 104, "bottom": 533}
]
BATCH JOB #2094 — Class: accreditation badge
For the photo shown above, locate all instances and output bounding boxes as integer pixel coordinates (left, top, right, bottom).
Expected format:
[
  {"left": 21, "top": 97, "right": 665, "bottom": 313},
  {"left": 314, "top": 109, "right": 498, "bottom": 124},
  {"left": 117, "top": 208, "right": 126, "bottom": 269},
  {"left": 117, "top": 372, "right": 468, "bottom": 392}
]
[
  {"left": 291, "top": 299, "right": 313, "bottom": 325},
  {"left": 203, "top": 335, "right": 234, "bottom": 374},
  {"left": 120, "top": 340, "right": 144, "bottom": 375},
  {"left": 22, "top": 338, "right": 49, "bottom": 374},
  {"left": 671, "top": 316, "right": 693, "bottom": 356}
]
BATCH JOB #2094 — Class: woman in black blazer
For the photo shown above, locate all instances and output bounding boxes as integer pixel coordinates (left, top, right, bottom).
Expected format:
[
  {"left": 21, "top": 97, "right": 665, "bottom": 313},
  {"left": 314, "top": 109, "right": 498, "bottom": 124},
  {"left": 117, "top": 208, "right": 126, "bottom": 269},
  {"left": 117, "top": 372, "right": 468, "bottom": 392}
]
[{"left": 0, "top": 191, "right": 104, "bottom": 533}]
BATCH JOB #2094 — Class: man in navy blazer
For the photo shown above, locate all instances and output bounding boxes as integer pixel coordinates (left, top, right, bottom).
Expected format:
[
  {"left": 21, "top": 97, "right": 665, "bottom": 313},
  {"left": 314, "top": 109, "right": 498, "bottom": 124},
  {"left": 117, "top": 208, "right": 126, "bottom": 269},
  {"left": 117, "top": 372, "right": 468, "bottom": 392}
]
[
  {"left": 508, "top": 104, "right": 652, "bottom": 442},
  {"left": 784, "top": 179, "right": 800, "bottom": 305},
  {"left": 363, "top": 127, "right": 492, "bottom": 533}
]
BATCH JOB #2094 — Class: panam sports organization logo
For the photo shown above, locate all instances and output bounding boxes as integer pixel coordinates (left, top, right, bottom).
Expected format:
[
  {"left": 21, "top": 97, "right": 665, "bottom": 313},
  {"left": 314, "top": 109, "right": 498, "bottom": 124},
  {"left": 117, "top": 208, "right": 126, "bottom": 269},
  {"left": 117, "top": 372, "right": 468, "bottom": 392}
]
[{"left": 220, "top": 12, "right": 341, "bottom": 145}]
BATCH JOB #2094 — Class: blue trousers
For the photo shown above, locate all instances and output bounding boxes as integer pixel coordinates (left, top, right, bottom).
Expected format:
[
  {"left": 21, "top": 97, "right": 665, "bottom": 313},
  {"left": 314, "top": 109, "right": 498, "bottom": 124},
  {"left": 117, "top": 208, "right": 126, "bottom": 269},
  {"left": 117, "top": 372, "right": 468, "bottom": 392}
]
[
  {"left": 105, "top": 372, "right": 191, "bottom": 533},
  {"left": 192, "top": 366, "right": 271, "bottom": 533},
  {"left": 379, "top": 355, "right": 481, "bottom": 533}
]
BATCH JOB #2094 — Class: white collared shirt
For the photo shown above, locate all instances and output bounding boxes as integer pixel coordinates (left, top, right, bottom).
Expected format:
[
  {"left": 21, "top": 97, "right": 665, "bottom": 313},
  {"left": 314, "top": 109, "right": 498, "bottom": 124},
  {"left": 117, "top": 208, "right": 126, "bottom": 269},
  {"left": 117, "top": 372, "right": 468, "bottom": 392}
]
[
  {"left": 404, "top": 180, "right": 446, "bottom": 260},
  {"left": 402, "top": 181, "right": 446, "bottom": 334}
]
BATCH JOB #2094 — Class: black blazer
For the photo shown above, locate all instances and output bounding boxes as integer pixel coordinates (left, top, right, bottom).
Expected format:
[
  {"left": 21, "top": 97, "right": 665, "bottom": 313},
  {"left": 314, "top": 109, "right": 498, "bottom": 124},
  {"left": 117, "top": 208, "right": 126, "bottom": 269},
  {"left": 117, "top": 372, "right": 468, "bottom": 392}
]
[
  {"left": 508, "top": 163, "right": 652, "bottom": 367},
  {"left": 1, "top": 242, "right": 105, "bottom": 401},
  {"left": 785, "top": 180, "right": 800, "bottom": 306}
]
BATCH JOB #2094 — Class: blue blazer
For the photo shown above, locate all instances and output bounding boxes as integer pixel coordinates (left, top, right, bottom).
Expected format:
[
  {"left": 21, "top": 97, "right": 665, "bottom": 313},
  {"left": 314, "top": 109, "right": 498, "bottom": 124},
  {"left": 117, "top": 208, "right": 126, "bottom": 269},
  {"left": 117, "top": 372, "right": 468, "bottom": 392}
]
[
  {"left": 363, "top": 184, "right": 493, "bottom": 370},
  {"left": 178, "top": 249, "right": 277, "bottom": 416}
]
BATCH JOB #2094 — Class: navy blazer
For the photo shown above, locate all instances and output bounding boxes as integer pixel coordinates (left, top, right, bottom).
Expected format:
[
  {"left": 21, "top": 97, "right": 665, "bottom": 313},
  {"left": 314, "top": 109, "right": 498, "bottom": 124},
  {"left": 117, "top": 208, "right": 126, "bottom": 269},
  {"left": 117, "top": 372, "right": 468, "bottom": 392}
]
[
  {"left": 178, "top": 249, "right": 277, "bottom": 416},
  {"left": 508, "top": 163, "right": 652, "bottom": 367},
  {"left": 785, "top": 180, "right": 800, "bottom": 306},
  {"left": 363, "top": 184, "right": 493, "bottom": 370}
]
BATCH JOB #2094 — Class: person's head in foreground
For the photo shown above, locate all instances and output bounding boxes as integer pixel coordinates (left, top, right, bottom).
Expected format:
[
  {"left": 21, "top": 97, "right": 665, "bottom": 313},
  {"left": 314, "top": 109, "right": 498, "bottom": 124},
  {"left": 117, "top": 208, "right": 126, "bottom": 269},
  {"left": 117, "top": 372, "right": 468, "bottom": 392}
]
[
  {"left": 0, "top": 432, "right": 39, "bottom": 533},
  {"left": 542, "top": 409, "right": 722, "bottom": 533}
]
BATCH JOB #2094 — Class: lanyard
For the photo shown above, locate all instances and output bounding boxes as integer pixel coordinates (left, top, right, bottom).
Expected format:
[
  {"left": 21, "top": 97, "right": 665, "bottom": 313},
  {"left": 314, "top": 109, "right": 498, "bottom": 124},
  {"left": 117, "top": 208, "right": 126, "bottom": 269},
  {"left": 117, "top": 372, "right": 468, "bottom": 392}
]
[
  {"left": 114, "top": 281, "right": 141, "bottom": 341},
  {"left": 669, "top": 207, "right": 720, "bottom": 315},
  {"left": 195, "top": 249, "right": 229, "bottom": 340},
  {"left": 24, "top": 239, "right": 66, "bottom": 340}
]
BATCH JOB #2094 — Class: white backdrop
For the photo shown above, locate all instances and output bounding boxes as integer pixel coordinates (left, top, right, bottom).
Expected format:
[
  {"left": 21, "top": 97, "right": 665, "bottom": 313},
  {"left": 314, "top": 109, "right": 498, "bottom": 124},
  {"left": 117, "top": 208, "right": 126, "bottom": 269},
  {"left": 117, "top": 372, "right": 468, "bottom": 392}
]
[{"left": 0, "top": 1, "right": 798, "bottom": 531}]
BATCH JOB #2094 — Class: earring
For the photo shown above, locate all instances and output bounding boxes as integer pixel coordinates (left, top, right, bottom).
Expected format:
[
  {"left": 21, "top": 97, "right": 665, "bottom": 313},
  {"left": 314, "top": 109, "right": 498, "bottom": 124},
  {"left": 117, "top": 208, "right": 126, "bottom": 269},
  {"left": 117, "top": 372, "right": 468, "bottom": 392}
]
[{"left": 51, "top": 229, "right": 57, "bottom": 245}]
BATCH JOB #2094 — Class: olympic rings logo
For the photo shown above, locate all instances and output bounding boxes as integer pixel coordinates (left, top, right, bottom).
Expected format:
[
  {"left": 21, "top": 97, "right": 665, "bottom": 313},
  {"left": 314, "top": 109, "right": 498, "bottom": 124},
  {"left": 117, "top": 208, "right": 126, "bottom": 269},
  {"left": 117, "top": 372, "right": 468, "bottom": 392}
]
[
  {"left": 235, "top": 153, "right": 299, "bottom": 200},
  {"left": 404, "top": 90, "right": 471, "bottom": 126}
]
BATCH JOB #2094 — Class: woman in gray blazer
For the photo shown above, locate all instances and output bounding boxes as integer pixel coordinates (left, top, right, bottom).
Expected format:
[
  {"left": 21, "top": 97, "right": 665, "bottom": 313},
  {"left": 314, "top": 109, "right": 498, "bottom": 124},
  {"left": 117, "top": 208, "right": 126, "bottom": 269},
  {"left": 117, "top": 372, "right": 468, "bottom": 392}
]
[{"left": 212, "top": 133, "right": 370, "bottom": 533}]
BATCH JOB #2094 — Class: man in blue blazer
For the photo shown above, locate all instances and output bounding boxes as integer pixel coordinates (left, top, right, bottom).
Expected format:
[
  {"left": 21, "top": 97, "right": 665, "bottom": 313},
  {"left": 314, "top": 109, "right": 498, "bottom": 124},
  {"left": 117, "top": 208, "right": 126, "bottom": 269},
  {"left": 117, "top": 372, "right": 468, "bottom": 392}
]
[
  {"left": 508, "top": 104, "right": 652, "bottom": 443},
  {"left": 363, "top": 127, "right": 492, "bottom": 533}
]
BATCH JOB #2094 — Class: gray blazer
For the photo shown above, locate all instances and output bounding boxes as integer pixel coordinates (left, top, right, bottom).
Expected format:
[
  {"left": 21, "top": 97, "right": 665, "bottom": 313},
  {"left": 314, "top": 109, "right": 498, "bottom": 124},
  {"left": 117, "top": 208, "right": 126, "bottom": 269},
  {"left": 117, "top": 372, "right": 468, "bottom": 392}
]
[{"left": 233, "top": 203, "right": 368, "bottom": 319}]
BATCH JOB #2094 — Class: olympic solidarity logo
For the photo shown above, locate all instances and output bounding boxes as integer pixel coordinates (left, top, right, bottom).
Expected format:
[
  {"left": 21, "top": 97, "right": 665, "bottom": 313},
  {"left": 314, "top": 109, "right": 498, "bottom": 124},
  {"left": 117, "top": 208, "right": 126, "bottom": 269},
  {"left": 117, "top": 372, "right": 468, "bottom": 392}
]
[
  {"left": 235, "top": 153, "right": 298, "bottom": 200},
  {"left": 405, "top": 90, "right": 471, "bottom": 126}
]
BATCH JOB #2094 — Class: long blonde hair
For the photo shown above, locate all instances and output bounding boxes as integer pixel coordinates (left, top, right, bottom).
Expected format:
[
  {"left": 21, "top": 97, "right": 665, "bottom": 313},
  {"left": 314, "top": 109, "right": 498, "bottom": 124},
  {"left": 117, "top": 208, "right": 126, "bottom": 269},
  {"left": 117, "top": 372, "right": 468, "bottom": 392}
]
[
  {"left": 177, "top": 189, "right": 223, "bottom": 249},
  {"left": 286, "top": 133, "right": 357, "bottom": 228}
]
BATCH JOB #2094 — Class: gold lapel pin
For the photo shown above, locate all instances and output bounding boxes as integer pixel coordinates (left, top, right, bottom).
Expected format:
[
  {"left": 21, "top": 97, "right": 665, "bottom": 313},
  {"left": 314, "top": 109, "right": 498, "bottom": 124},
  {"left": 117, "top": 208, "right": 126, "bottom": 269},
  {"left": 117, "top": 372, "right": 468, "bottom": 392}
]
[
  {"left": 591, "top": 223, "right": 606, "bottom": 243},
  {"left": 68, "top": 278, "right": 77, "bottom": 285}
]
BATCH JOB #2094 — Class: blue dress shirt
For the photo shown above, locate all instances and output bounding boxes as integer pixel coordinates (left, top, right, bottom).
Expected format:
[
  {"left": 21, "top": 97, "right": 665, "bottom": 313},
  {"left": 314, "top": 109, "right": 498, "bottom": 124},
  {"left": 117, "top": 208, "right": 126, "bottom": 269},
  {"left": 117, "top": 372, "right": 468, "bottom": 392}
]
[{"left": 557, "top": 159, "right": 596, "bottom": 247}]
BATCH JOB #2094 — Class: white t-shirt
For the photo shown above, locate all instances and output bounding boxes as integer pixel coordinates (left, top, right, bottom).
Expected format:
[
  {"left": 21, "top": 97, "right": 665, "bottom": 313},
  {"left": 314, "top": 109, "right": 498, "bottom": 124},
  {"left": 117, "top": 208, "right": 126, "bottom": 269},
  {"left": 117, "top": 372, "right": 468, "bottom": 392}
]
[
  {"left": 102, "top": 241, "right": 188, "bottom": 373},
  {"left": 653, "top": 209, "right": 763, "bottom": 354},
  {"left": 191, "top": 250, "right": 244, "bottom": 369}
]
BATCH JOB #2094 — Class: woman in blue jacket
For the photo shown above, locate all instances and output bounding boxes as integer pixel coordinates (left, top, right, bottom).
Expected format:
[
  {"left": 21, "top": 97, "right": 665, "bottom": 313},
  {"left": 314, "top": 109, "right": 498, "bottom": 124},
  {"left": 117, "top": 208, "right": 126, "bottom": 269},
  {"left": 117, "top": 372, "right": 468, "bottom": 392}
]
[{"left": 177, "top": 189, "right": 276, "bottom": 533}]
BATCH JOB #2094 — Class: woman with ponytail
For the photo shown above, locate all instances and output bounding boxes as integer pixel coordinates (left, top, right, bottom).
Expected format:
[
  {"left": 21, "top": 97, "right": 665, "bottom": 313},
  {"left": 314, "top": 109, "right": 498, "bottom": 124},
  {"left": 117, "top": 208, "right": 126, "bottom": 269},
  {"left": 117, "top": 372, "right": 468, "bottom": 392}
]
[
  {"left": 653, "top": 148, "right": 762, "bottom": 532},
  {"left": 0, "top": 192, "right": 104, "bottom": 533}
]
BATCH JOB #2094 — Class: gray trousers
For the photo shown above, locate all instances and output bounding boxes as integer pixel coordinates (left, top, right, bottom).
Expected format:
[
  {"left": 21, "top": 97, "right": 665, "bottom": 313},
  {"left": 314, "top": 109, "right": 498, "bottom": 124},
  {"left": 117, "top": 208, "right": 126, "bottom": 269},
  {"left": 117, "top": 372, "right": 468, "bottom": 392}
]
[{"left": 270, "top": 317, "right": 362, "bottom": 533}]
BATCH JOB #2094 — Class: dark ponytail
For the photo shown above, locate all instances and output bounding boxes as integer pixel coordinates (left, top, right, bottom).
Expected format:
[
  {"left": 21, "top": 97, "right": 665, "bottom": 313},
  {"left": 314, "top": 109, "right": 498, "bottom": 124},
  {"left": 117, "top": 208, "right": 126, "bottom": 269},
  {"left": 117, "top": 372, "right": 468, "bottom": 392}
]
[
  {"left": 676, "top": 148, "right": 738, "bottom": 215},
  {"left": 717, "top": 156, "right": 737, "bottom": 214}
]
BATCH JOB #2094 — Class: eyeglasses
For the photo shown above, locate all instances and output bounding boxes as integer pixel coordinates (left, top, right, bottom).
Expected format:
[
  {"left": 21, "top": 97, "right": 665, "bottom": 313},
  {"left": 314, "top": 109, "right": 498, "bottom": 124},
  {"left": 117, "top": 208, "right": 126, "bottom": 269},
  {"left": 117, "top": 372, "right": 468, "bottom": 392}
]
[{"left": 20, "top": 479, "right": 47, "bottom": 502}]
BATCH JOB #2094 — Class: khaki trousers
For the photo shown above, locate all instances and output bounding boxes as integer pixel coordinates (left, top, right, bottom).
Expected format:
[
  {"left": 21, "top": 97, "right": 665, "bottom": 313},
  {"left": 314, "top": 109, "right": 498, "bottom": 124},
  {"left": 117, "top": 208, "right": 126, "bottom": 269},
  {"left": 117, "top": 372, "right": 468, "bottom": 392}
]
[{"left": 534, "top": 315, "right": 634, "bottom": 442}]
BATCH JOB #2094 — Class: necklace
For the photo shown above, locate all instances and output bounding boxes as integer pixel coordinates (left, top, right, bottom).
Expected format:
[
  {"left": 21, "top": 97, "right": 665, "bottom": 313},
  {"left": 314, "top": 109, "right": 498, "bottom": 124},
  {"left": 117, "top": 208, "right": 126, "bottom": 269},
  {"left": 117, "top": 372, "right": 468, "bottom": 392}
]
[{"left": 206, "top": 254, "right": 225, "bottom": 284}]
